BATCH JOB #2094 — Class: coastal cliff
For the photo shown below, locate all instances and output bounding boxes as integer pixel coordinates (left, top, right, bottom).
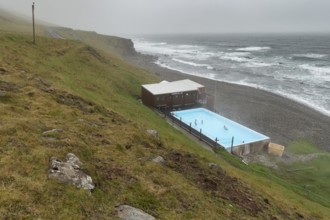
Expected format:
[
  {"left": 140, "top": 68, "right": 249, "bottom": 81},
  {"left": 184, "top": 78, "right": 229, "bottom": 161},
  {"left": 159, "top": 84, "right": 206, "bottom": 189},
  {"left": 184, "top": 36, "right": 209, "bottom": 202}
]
[{"left": 45, "top": 26, "right": 137, "bottom": 58}]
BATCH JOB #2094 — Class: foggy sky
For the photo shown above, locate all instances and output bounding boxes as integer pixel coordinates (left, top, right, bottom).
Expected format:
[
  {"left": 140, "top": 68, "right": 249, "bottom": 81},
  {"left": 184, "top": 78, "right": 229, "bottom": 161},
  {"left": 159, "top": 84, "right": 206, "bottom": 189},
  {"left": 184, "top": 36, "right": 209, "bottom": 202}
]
[{"left": 1, "top": 0, "right": 330, "bottom": 37}]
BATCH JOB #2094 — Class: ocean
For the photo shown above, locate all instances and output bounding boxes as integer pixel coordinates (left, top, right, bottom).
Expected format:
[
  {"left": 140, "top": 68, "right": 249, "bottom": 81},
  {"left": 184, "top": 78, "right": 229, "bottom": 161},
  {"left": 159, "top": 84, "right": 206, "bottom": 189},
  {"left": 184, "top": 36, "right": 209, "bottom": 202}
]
[{"left": 133, "top": 34, "right": 330, "bottom": 117}]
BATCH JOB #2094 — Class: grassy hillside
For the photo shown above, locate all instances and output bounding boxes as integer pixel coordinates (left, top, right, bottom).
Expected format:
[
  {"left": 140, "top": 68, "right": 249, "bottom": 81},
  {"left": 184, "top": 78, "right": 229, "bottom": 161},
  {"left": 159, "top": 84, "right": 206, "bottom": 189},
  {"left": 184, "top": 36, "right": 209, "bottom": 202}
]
[
  {"left": 1, "top": 10, "right": 330, "bottom": 219},
  {"left": 45, "top": 27, "right": 137, "bottom": 59},
  {"left": 275, "top": 140, "right": 330, "bottom": 208},
  {"left": 0, "top": 8, "right": 45, "bottom": 35}
]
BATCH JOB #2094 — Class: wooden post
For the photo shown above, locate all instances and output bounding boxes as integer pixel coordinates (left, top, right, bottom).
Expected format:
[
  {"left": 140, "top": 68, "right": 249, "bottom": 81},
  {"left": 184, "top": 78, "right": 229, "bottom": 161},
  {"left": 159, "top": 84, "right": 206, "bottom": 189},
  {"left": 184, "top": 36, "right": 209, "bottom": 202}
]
[
  {"left": 32, "top": 2, "right": 35, "bottom": 44},
  {"left": 199, "top": 129, "right": 202, "bottom": 141},
  {"left": 231, "top": 136, "right": 234, "bottom": 153},
  {"left": 215, "top": 137, "right": 218, "bottom": 147},
  {"left": 189, "top": 123, "right": 191, "bottom": 134},
  {"left": 179, "top": 117, "right": 182, "bottom": 127}
]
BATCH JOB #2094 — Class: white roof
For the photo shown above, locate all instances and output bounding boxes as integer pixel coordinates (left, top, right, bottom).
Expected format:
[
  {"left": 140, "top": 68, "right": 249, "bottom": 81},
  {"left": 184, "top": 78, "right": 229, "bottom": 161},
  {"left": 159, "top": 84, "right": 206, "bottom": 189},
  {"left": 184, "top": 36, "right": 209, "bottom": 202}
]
[{"left": 142, "top": 79, "right": 204, "bottom": 95}]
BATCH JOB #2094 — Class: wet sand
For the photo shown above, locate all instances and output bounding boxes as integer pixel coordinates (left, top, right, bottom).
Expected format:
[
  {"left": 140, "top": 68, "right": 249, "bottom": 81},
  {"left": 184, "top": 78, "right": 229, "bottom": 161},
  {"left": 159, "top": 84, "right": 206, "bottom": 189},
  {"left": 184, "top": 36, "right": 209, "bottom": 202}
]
[{"left": 127, "top": 54, "right": 330, "bottom": 151}]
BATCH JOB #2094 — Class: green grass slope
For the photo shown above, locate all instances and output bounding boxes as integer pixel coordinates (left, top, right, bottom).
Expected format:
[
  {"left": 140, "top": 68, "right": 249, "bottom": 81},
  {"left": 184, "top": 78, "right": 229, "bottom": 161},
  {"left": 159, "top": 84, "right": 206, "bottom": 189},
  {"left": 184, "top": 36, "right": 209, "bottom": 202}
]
[
  {"left": 1, "top": 32, "right": 330, "bottom": 220},
  {"left": 275, "top": 140, "right": 330, "bottom": 208},
  {"left": 1, "top": 9, "right": 330, "bottom": 219},
  {"left": 46, "top": 27, "right": 137, "bottom": 59}
]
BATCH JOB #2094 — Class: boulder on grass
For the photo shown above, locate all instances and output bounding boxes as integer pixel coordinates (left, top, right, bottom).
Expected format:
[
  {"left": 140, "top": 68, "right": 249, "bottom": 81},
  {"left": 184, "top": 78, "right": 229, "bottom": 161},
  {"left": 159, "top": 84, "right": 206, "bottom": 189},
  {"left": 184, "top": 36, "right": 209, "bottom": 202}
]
[
  {"left": 147, "top": 130, "right": 159, "bottom": 139},
  {"left": 152, "top": 156, "right": 165, "bottom": 164},
  {"left": 115, "top": 205, "right": 156, "bottom": 220},
  {"left": 48, "top": 153, "right": 94, "bottom": 191}
]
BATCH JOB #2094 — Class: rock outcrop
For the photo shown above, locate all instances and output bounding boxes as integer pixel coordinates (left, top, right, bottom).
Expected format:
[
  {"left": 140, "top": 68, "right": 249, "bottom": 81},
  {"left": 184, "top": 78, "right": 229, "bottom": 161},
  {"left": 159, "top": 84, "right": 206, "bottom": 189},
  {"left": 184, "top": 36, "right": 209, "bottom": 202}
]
[
  {"left": 147, "top": 130, "right": 159, "bottom": 139},
  {"left": 48, "top": 153, "right": 94, "bottom": 191},
  {"left": 152, "top": 156, "right": 165, "bottom": 164},
  {"left": 115, "top": 205, "right": 156, "bottom": 220}
]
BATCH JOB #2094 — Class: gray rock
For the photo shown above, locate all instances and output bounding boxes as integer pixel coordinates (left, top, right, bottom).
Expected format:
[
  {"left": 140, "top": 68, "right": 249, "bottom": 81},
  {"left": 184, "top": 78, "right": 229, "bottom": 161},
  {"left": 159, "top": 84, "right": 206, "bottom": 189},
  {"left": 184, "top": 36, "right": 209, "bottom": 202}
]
[
  {"left": 66, "top": 153, "right": 82, "bottom": 169},
  {"left": 0, "top": 91, "right": 6, "bottom": 97},
  {"left": 208, "top": 163, "right": 226, "bottom": 174},
  {"left": 115, "top": 205, "right": 156, "bottom": 220},
  {"left": 42, "top": 128, "right": 63, "bottom": 135},
  {"left": 42, "top": 137, "right": 57, "bottom": 142},
  {"left": 48, "top": 153, "right": 94, "bottom": 191},
  {"left": 152, "top": 156, "right": 165, "bottom": 164},
  {"left": 208, "top": 163, "right": 220, "bottom": 169},
  {"left": 35, "top": 77, "right": 50, "bottom": 86},
  {"left": 147, "top": 130, "right": 159, "bottom": 139}
]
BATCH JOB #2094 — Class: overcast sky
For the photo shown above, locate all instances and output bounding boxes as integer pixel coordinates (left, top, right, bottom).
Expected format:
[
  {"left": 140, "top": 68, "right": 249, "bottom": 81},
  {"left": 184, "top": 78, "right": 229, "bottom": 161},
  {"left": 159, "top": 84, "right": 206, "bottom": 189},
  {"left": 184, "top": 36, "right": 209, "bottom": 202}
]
[{"left": 1, "top": 0, "right": 330, "bottom": 36}]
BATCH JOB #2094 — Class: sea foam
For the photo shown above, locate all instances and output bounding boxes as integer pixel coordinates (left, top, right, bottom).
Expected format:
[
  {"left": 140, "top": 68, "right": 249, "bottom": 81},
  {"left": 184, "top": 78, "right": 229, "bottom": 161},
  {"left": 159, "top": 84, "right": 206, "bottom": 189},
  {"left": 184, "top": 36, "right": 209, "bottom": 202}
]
[
  {"left": 172, "top": 58, "right": 214, "bottom": 70},
  {"left": 236, "top": 46, "right": 271, "bottom": 52},
  {"left": 300, "top": 64, "right": 330, "bottom": 81},
  {"left": 244, "top": 62, "right": 274, "bottom": 68},
  {"left": 292, "top": 53, "right": 328, "bottom": 59},
  {"left": 221, "top": 52, "right": 251, "bottom": 62}
]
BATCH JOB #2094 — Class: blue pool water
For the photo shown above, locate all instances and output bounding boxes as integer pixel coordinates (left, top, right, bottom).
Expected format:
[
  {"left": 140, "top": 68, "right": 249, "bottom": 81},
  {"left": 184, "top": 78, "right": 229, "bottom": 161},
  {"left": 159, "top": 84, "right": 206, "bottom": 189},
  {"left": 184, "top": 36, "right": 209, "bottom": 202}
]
[{"left": 171, "top": 108, "right": 269, "bottom": 149}]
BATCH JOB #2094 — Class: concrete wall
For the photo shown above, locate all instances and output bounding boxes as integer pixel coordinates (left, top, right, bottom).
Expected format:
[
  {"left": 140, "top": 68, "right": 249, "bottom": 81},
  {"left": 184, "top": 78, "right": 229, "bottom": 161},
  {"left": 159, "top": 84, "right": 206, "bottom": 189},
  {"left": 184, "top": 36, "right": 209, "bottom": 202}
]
[{"left": 231, "top": 140, "right": 270, "bottom": 156}]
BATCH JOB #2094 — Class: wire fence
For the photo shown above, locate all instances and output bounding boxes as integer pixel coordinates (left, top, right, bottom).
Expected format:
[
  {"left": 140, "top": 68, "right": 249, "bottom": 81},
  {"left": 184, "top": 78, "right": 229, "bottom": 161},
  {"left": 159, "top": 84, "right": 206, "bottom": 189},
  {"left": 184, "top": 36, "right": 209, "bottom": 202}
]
[{"left": 166, "top": 111, "right": 231, "bottom": 150}]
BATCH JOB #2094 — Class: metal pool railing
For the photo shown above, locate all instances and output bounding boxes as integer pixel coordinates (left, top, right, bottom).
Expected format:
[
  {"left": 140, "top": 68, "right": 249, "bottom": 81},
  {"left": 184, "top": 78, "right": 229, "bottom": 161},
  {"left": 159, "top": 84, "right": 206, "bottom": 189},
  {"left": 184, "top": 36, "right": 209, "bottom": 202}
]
[{"left": 165, "top": 111, "right": 235, "bottom": 151}]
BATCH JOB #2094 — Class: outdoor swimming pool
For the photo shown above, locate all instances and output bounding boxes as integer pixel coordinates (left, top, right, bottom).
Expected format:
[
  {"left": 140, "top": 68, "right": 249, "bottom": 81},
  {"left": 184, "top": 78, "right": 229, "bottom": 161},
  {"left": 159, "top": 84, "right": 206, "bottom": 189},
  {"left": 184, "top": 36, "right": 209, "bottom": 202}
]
[{"left": 171, "top": 108, "right": 269, "bottom": 149}]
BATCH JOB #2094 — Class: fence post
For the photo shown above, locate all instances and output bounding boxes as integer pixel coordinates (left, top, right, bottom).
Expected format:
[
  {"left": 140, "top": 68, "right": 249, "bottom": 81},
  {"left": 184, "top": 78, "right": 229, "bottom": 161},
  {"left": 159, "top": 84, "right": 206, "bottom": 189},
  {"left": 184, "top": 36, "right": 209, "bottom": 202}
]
[
  {"left": 32, "top": 2, "right": 36, "bottom": 44},
  {"left": 180, "top": 117, "right": 182, "bottom": 127},
  {"left": 215, "top": 137, "right": 218, "bottom": 147},
  {"left": 189, "top": 123, "right": 191, "bottom": 134},
  {"left": 231, "top": 136, "right": 234, "bottom": 153},
  {"left": 199, "top": 129, "right": 202, "bottom": 141}
]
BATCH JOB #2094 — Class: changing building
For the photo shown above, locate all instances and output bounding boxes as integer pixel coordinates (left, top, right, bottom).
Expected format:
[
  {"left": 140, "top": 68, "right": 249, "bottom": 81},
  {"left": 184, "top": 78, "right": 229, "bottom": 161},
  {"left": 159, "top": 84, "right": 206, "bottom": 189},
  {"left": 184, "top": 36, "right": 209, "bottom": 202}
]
[{"left": 141, "top": 79, "right": 208, "bottom": 109}]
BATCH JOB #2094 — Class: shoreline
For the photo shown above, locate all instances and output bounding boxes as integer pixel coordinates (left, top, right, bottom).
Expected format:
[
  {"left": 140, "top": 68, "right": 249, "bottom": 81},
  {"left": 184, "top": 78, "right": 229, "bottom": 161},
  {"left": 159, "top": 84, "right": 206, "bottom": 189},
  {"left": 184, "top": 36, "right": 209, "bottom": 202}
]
[{"left": 126, "top": 53, "right": 330, "bottom": 151}]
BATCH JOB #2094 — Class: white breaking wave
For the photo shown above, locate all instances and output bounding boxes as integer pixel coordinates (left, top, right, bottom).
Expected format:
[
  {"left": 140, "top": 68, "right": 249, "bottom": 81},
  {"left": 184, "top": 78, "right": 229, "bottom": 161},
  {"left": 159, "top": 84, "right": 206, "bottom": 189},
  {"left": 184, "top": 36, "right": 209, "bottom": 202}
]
[
  {"left": 133, "top": 39, "right": 205, "bottom": 57},
  {"left": 133, "top": 39, "right": 222, "bottom": 62},
  {"left": 275, "top": 91, "right": 330, "bottom": 117},
  {"left": 155, "top": 60, "right": 217, "bottom": 79},
  {"left": 220, "top": 52, "right": 251, "bottom": 62},
  {"left": 149, "top": 42, "right": 167, "bottom": 46},
  {"left": 244, "top": 62, "right": 274, "bottom": 68},
  {"left": 236, "top": 46, "right": 271, "bottom": 52},
  {"left": 220, "top": 52, "right": 274, "bottom": 67},
  {"left": 178, "top": 51, "right": 222, "bottom": 61},
  {"left": 292, "top": 53, "right": 328, "bottom": 59},
  {"left": 233, "top": 79, "right": 330, "bottom": 117},
  {"left": 172, "top": 58, "right": 214, "bottom": 70},
  {"left": 300, "top": 64, "right": 330, "bottom": 81},
  {"left": 176, "top": 44, "right": 201, "bottom": 49}
]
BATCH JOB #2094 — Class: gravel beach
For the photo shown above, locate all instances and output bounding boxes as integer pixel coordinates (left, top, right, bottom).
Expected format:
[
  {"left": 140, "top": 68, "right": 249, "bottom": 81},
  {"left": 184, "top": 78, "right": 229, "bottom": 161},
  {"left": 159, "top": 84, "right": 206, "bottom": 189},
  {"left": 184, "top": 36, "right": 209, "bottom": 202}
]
[{"left": 127, "top": 54, "right": 330, "bottom": 151}]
